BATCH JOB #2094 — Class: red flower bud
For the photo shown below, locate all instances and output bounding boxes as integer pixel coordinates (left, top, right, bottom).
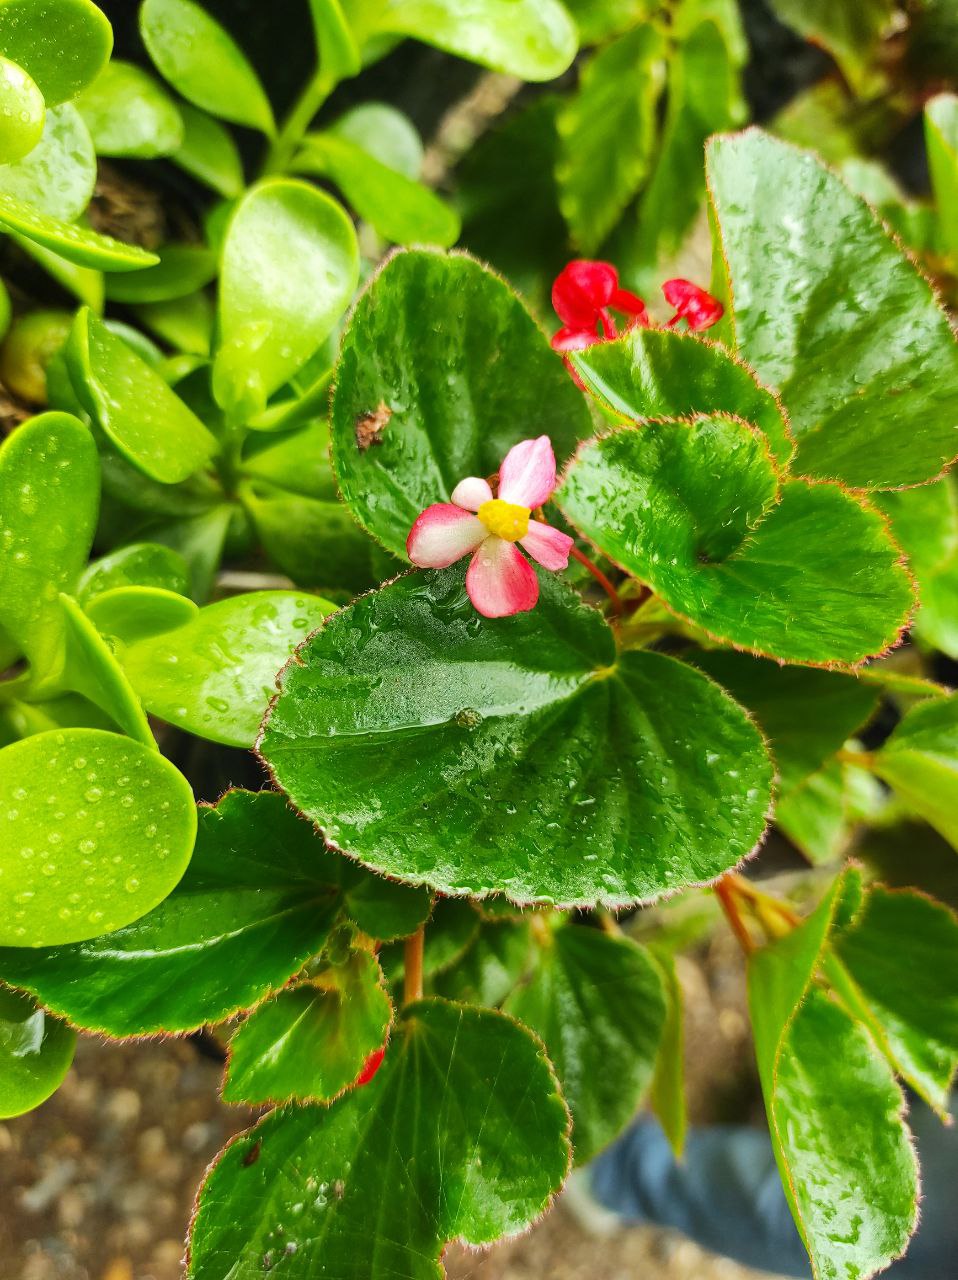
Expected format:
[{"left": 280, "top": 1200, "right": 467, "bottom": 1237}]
[
  {"left": 662, "top": 279, "right": 723, "bottom": 331},
  {"left": 356, "top": 1046, "right": 386, "bottom": 1085}
]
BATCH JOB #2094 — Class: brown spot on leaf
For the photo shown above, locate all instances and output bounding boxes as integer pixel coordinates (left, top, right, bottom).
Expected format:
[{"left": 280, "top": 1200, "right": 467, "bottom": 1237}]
[
  {"left": 242, "top": 1139, "right": 262, "bottom": 1167},
  {"left": 355, "top": 402, "right": 392, "bottom": 450}
]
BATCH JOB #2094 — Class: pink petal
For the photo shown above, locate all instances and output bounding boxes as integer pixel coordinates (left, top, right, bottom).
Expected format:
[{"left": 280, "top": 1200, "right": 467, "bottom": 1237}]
[
  {"left": 466, "top": 537, "right": 539, "bottom": 618},
  {"left": 450, "top": 475, "right": 493, "bottom": 511},
  {"left": 407, "top": 503, "right": 486, "bottom": 568},
  {"left": 498, "top": 435, "right": 557, "bottom": 509},
  {"left": 520, "top": 520, "right": 574, "bottom": 572},
  {"left": 661, "top": 279, "right": 723, "bottom": 331},
  {"left": 552, "top": 260, "right": 618, "bottom": 327}
]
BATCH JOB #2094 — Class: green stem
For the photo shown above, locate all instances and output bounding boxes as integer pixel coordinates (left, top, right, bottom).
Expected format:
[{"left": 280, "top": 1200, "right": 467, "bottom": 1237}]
[{"left": 262, "top": 70, "right": 334, "bottom": 176}]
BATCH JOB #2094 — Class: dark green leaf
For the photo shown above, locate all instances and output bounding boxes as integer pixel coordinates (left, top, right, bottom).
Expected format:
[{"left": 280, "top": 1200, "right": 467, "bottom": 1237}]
[
  {"left": 0, "top": 987, "right": 75, "bottom": 1118},
  {"left": 558, "top": 418, "right": 915, "bottom": 665},
  {"left": 75, "top": 60, "right": 183, "bottom": 157},
  {"left": 707, "top": 130, "right": 958, "bottom": 489},
  {"left": 188, "top": 1000, "right": 571, "bottom": 1280},
  {"left": 330, "top": 249, "right": 592, "bottom": 559},
  {"left": 505, "top": 922, "right": 665, "bottom": 1162},
  {"left": 223, "top": 947, "right": 392, "bottom": 1104},
  {"left": 0, "top": 727, "right": 196, "bottom": 947},
  {"left": 0, "top": 0, "right": 112, "bottom": 105},
  {"left": 0, "top": 103, "right": 95, "bottom": 220},
  {"left": 260, "top": 569, "right": 772, "bottom": 906},
  {"left": 431, "top": 918, "right": 531, "bottom": 1006}
]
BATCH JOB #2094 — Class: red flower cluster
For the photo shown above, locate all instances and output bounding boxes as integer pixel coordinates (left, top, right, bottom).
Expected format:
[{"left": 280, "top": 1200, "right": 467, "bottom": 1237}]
[{"left": 550, "top": 260, "right": 723, "bottom": 378}]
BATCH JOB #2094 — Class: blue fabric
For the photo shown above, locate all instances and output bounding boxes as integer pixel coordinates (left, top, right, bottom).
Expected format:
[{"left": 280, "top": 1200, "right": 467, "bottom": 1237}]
[{"left": 589, "top": 1100, "right": 958, "bottom": 1278}]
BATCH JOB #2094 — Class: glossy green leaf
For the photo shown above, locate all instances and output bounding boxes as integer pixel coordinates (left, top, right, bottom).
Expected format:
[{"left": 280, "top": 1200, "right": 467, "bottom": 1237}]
[
  {"left": 776, "top": 754, "right": 883, "bottom": 865},
  {"left": 570, "top": 325, "right": 794, "bottom": 468},
  {"left": 330, "top": 250, "right": 592, "bottom": 559},
  {"left": 926, "top": 94, "right": 958, "bottom": 258},
  {"left": 0, "top": 411, "right": 98, "bottom": 680},
  {"left": 170, "top": 102, "right": 243, "bottom": 198},
  {"left": 188, "top": 1000, "right": 571, "bottom": 1280},
  {"left": 557, "top": 25, "right": 665, "bottom": 253},
  {"left": 135, "top": 291, "right": 213, "bottom": 357},
  {"left": 104, "top": 243, "right": 217, "bottom": 303},
  {"left": 120, "top": 590, "right": 335, "bottom": 748},
  {"left": 57, "top": 593, "right": 154, "bottom": 745},
  {"left": 558, "top": 418, "right": 915, "bottom": 665},
  {"left": 648, "top": 947, "right": 686, "bottom": 1157},
  {"left": 214, "top": 178, "right": 359, "bottom": 419},
  {"left": 327, "top": 102, "right": 422, "bottom": 179},
  {"left": 355, "top": 0, "right": 577, "bottom": 81},
  {"left": 308, "top": 0, "right": 360, "bottom": 82},
  {"left": 872, "top": 695, "right": 958, "bottom": 849},
  {"left": 0, "top": 54, "right": 44, "bottom": 164},
  {"left": 66, "top": 308, "right": 216, "bottom": 483},
  {"left": 748, "top": 875, "right": 918, "bottom": 1280},
  {"left": 78, "top": 542, "right": 191, "bottom": 602},
  {"left": 562, "top": 0, "right": 658, "bottom": 44},
  {"left": 260, "top": 569, "right": 773, "bottom": 906},
  {"left": 0, "top": 192, "right": 158, "bottom": 270},
  {"left": 505, "top": 923, "right": 665, "bottom": 1163},
  {"left": 766, "top": 0, "right": 894, "bottom": 93},
  {"left": 690, "top": 651, "right": 879, "bottom": 796},
  {"left": 0, "top": 987, "right": 75, "bottom": 1118},
  {"left": 84, "top": 587, "right": 197, "bottom": 646},
  {"left": 19, "top": 235, "right": 103, "bottom": 308},
  {"left": 294, "top": 132, "right": 459, "bottom": 247},
  {"left": 75, "top": 60, "right": 183, "bottom": 157},
  {"left": 831, "top": 887, "right": 958, "bottom": 1118},
  {"left": 139, "top": 0, "right": 274, "bottom": 135},
  {"left": 0, "top": 102, "right": 95, "bottom": 221},
  {"left": 224, "top": 947, "right": 392, "bottom": 1104},
  {"left": 0, "top": 727, "right": 196, "bottom": 947},
  {"left": 707, "top": 130, "right": 958, "bottom": 490},
  {"left": 0, "top": 0, "right": 112, "bottom": 105},
  {"left": 431, "top": 918, "right": 531, "bottom": 1006}
]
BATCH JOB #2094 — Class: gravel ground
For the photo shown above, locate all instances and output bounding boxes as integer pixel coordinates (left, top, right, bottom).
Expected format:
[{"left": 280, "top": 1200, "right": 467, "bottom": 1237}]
[{"left": 0, "top": 936, "right": 784, "bottom": 1280}]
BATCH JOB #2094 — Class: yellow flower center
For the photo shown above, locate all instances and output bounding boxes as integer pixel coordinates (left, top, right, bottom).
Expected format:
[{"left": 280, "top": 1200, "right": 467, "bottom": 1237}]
[{"left": 477, "top": 499, "right": 530, "bottom": 542}]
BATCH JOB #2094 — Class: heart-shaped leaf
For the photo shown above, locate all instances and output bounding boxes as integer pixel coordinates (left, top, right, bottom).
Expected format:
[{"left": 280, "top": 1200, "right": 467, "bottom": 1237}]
[
  {"left": 0, "top": 727, "right": 196, "bottom": 947},
  {"left": 223, "top": 946, "right": 392, "bottom": 1104},
  {"left": 0, "top": 54, "right": 44, "bottom": 164},
  {"left": 504, "top": 922, "right": 665, "bottom": 1163},
  {"left": 66, "top": 308, "right": 216, "bottom": 483},
  {"left": 557, "top": 417, "right": 915, "bottom": 665},
  {"left": 120, "top": 590, "right": 335, "bottom": 748},
  {"left": 872, "top": 694, "right": 958, "bottom": 849},
  {"left": 569, "top": 325, "right": 794, "bottom": 468},
  {"left": 0, "top": 102, "right": 96, "bottom": 220},
  {"left": 431, "top": 917, "right": 531, "bottom": 1006},
  {"left": 0, "top": 790, "right": 373, "bottom": 1035},
  {"left": 259, "top": 569, "right": 773, "bottom": 906},
  {"left": 75, "top": 60, "right": 183, "bottom": 157},
  {"left": 188, "top": 1000, "right": 571, "bottom": 1280},
  {"left": 706, "top": 129, "right": 958, "bottom": 489},
  {"left": 0, "top": 411, "right": 99, "bottom": 681},
  {"left": 170, "top": 102, "right": 244, "bottom": 198},
  {"left": 139, "top": 0, "right": 274, "bottom": 135},
  {"left": 0, "top": 987, "right": 75, "bottom": 1118},
  {"left": 330, "top": 250, "right": 592, "bottom": 559},
  {"left": 0, "top": 0, "right": 112, "bottom": 105},
  {"left": 214, "top": 178, "right": 359, "bottom": 419},
  {"left": 0, "top": 191, "right": 158, "bottom": 270}
]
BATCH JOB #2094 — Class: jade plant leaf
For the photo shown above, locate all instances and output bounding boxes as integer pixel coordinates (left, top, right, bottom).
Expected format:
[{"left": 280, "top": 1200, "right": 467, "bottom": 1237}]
[
  {"left": 706, "top": 129, "right": 958, "bottom": 490},
  {"left": 871, "top": 695, "right": 958, "bottom": 849},
  {"left": 557, "top": 24, "right": 665, "bottom": 253},
  {"left": 259, "top": 569, "right": 773, "bottom": 906},
  {"left": 84, "top": 586, "right": 197, "bottom": 646},
  {"left": 569, "top": 325, "right": 794, "bottom": 468},
  {"left": 214, "top": 178, "right": 359, "bottom": 420},
  {"left": 0, "top": 987, "right": 75, "bottom": 1118},
  {"left": 748, "top": 874, "right": 918, "bottom": 1280},
  {"left": 0, "top": 790, "right": 352, "bottom": 1035},
  {"left": 353, "top": 0, "right": 578, "bottom": 81},
  {"left": 557, "top": 418, "right": 915, "bottom": 665},
  {"left": 78, "top": 542, "right": 191, "bottom": 601},
  {"left": 0, "top": 191, "right": 159, "bottom": 270},
  {"left": 188, "top": 1000, "right": 571, "bottom": 1280},
  {"left": 0, "top": 55, "right": 44, "bottom": 165},
  {"left": 0, "top": 727, "right": 196, "bottom": 947},
  {"left": 104, "top": 244, "right": 217, "bottom": 303},
  {"left": 57, "top": 593, "right": 154, "bottom": 745},
  {"left": 139, "top": 0, "right": 275, "bottom": 135},
  {"left": 0, "top": 103, "right": 96, "bottom": 221},
  {"left": 66, "top": 308, "right": 216, "bottom": 483},
  {"left": 831, "top": 887, "right": 958, "bottom": 1118},
  {"left": 293, "top": 132, "right": 460, "bottom": 248},
  {"left": 0, "top": 0, "right": 112, "bottom": 106},
  {"left": 926, "top": 94, "right": 958, "bottom": 259},
  {"left": 330, "top": 250, "right": 592, "bottom": 559},
  {"left": 120, "top": 590, "right": 335, "bottom": 748},
  {"left": 171, "top": 102, "right": 244, "bottom": 199},
  {"left": 0, "top": 411, "right": 99, "bottom": 681},
  {"left": 326, "top": 102, "right": 422, "bottom": 179},
  {"left": 504, "top": 922, "right": 666, "bottom": 1163},
  {"left": 308, "top": 0, "right": 360, "bottom": 83},
  {"left": 223, "top": 946, "right": 392, "bottom": 1104},
  {"left": 75, "top": 60, "right": 183, "bottom": 157}
]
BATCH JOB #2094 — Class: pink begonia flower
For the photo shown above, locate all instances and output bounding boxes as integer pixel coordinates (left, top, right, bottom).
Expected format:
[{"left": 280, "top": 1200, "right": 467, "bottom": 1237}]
[{"left": 406, "top": 435, "right": 574, "bottom": 619}]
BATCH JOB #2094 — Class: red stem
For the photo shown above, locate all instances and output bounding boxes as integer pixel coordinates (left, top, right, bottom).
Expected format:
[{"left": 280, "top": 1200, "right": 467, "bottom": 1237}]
[
  {"left": 569, "top": 544, "right": 622, "bottom": 617},
  {"left": 714, "top": 876, "right": 756, "bottom": 955}
]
